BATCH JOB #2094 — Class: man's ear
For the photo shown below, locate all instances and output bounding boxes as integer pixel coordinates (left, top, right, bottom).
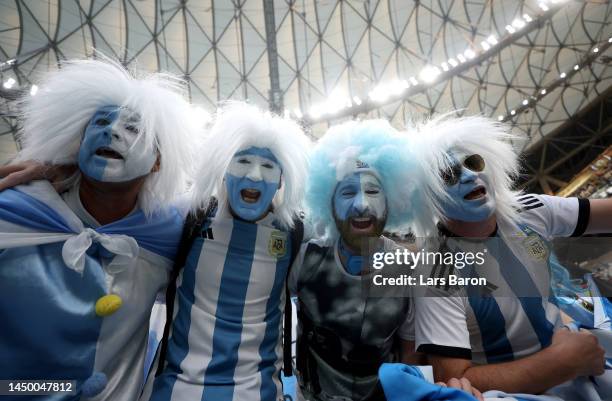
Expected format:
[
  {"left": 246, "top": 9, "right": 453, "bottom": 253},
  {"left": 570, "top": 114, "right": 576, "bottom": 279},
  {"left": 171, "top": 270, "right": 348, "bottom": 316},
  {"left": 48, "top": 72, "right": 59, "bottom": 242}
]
[{"left": 150, "top": 155, "right": 161, "bottom": 173}]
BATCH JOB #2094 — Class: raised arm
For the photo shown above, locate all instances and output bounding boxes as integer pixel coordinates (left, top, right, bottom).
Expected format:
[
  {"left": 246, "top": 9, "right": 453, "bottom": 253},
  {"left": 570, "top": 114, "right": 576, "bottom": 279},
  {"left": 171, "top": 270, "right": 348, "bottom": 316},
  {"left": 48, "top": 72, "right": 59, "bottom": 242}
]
[{"left": 585, "top": 198, "right": 612, "bottom": 234}]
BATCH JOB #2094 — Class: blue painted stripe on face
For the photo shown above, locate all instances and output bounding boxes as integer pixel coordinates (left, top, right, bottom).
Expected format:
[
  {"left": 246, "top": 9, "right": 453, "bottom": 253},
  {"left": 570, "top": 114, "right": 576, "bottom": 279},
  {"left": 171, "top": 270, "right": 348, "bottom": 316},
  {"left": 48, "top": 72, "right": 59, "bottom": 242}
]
[
  {"left": 464, "top": 264, "right": 515, "bottom": 363},
  {"left": 495, "top": 238, "right": 554, "bottom": 349},
  {"left": 202, "top": 219, "right": 258, "bottom": 401},
  {"left": 150, "top": 234, "right": 207, "bottom": 401},
  {"left": 258, "top": 236, "right": 291, "bottom": 401},
  {"left": 78, "top": 106, "right": 118, "bottom": 181},
  {"left": 225, "top": 175, "right": 279, "bottom": 222},
  {"left": 234, "top": 146, "right": 279, "bottom": 164}
]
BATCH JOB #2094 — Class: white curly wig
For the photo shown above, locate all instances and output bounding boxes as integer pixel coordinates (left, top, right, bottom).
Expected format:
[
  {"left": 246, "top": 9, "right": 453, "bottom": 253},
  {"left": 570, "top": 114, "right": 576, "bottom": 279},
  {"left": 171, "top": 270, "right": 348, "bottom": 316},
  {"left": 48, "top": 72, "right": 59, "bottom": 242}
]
[
  {"left": 16, "top": 57, "right": 198, "bottom": 216},
  {"left": 190, "top": 101, "right": 311, "bottom": 229},
  {"left": 411, "top": 114, "right": 524, "bottom": 229}
]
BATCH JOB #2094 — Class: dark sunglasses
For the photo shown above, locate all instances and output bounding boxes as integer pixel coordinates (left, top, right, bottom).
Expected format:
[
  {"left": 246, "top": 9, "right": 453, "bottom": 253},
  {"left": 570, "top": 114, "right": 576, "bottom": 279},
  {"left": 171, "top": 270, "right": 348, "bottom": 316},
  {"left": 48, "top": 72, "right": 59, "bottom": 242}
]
[{"left": 440, "top": 154, "right": 485, "bottom": 186}]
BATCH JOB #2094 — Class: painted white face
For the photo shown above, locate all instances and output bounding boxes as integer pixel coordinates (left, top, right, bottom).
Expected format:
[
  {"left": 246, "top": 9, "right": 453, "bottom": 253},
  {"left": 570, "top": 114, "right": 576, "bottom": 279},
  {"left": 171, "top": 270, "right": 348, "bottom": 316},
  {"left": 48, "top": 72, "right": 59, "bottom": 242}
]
[
  {"left": 78, "top": 105, "right": 157, "bottom": 182},
  {"left": 224, "top": 147, "right": 282, "bottom": 221}
]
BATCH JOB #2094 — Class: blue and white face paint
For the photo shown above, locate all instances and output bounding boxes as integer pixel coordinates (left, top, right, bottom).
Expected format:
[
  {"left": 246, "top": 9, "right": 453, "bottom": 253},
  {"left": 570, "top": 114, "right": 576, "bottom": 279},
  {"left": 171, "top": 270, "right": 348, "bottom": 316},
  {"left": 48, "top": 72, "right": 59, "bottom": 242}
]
[
  {"left": 440, "top": 153, "right": 496, "bottom": 222},
  {"left": 333, "top": 167, "right": 388, "bottom": 251},
  {"left": 225, "top": 146, "right": 282, "bottom": 221},
  {"left": 78, "top": 105, "right": 157, "bottom": 183}
]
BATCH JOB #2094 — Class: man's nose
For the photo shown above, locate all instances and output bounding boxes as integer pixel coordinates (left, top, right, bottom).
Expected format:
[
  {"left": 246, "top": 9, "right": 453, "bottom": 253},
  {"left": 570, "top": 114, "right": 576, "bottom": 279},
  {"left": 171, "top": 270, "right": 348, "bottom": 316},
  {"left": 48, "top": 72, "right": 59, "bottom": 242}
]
[
  {"left": 246, "top": 165, "right": 263, "bottom": 181},
  {"left": 459, "top": 167, "right": 477, "bottom": 184},
  {"left": 352, "top": 192, "right": 369, "bottom": 214}
]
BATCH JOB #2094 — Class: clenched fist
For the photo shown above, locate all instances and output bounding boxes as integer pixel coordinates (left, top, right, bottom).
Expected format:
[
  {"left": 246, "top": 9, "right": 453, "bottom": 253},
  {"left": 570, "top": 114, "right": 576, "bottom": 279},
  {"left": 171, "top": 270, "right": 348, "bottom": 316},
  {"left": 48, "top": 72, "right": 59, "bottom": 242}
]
[{"left": 551, "top": 328, "right": 605, "bottom": 378}]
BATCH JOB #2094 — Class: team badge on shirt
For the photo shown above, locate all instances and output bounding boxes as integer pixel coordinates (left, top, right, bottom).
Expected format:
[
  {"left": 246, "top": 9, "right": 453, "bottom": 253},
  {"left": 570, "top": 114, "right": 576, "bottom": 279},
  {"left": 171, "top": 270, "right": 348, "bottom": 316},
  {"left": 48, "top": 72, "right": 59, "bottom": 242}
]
[
  {"left": 523, "top": 233, "right": 548, "bottom": 260},
  {"left": 268, "top": 230, "right": 287, "bottom": 258}
]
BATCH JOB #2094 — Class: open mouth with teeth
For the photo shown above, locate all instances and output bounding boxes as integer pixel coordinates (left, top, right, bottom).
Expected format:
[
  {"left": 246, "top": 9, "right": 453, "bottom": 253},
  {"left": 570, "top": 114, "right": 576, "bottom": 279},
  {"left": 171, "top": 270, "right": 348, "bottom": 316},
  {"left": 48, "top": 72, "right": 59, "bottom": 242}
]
[
  {"left": 95, "top": 147, "right": 123, "bottom": 160},
  {"left": 241, "top": 189, "right": 261, "bottom": 203},
  {"left": 464, "top": 186, "right": 486, "bottom": 200},
  {"left": 350, "top": 216, "right": 375, "bottom": 230}
]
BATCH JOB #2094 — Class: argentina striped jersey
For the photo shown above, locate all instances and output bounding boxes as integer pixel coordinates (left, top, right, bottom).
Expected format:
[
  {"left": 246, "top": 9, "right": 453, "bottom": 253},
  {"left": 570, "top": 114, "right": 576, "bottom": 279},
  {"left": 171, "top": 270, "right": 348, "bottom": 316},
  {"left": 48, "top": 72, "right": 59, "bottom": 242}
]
[
  {"left": 149, "top": 210, "right": 292, "bottom": 401},
  {"left": 415, "top": 194, "right": 589, "bottom": 364}
]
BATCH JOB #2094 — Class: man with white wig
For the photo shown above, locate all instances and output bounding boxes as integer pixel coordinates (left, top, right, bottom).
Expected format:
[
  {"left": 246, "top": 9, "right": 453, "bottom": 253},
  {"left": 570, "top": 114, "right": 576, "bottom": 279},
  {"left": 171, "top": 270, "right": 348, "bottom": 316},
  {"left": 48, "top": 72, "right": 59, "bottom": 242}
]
[
  {"left": 148, "top": 102, "right": 311, "bottom": 401},
  {"left": 0, "top": 58, "right": 196, "bottom": 400},
  {"left": 288, "top": 120, "right": 482, "bottom": 401},
  {"left": 412, "top": 115, "right": 612, "bottom": 398}
]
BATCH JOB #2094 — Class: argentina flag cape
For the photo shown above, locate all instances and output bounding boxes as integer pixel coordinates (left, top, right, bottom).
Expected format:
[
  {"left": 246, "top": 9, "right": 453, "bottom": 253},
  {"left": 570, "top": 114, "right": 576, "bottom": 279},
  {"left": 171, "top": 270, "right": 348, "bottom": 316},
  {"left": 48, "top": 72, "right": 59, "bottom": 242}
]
[{"left": 0, "top": 180, "right": 184, "bottom": 401}]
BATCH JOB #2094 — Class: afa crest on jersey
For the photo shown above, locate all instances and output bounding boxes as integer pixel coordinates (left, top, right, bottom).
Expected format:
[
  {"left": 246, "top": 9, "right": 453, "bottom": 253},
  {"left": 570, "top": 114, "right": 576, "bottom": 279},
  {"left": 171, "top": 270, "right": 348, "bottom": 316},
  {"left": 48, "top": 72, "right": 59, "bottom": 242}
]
[
  {"left": 522, "top": 233, "right": 548, "bottom": 261},
  {"left": 268, "top": 230, "right": 287, "bottom": 258}
]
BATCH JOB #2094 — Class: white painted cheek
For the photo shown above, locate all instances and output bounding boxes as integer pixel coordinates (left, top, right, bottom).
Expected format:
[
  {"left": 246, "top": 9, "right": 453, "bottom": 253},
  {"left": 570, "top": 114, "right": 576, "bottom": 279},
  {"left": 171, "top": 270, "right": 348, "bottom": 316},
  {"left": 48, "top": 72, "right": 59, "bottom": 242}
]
[
  {"left": 124, "top": 150, "right": 156, "bottom": 177},
  {"left": 101, "top": 141, "right": 156, "bottom": 182},
  {"left": 359, "top": 177, "right": 386, "bottom": 218},
  {"left": 260, "top": 165, "right": 281, "bottom": 184},
  {"left": 479, "top": 172, "right": 497, "bottom": 211},
  {"left": 366, "top": 195, "right": 386, "bottom": 218},
  {"left": 226, "top": 160, "right": 249, "bottom": 178}
]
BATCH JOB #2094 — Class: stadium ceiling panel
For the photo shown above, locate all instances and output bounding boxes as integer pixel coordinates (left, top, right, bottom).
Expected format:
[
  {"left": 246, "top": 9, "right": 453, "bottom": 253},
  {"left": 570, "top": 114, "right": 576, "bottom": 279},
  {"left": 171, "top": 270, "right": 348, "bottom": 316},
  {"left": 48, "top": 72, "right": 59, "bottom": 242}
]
[{"left": 0, "top": 0, "right": 610, "bottom": 156}]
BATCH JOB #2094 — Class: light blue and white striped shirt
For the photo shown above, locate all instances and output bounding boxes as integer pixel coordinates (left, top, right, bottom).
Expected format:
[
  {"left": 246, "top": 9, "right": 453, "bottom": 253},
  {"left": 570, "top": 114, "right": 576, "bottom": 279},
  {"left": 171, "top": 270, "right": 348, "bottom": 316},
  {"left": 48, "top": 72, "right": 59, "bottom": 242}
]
[
  {"left": 150, "top": 209, "right": 292, "bottom": 401},
  {"left": 415, "top": 194, "right": 587, "bottom": 364}
]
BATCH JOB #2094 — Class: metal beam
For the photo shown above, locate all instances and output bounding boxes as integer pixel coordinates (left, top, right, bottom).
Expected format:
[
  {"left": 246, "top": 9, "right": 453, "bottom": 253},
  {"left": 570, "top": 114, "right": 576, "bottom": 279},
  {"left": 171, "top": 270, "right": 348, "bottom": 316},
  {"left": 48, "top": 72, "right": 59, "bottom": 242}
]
[
  {"left": 263, "top": 0, "right": 283, "bottom": 114},
  {"left": 301, "top": 2, "right": 565, "bottom": 124},
  {"left": 520, "top": 87, "right": 612, "bottom": 192}
]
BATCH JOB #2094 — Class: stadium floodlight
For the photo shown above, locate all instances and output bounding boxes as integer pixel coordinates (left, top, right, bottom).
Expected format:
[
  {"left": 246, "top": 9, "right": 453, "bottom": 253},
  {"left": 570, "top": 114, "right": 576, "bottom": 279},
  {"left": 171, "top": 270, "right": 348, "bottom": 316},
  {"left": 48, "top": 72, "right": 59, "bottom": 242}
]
[
  {"left": 523, "top": 14, "right": 533, "bottom": 22},
  {"left": 3, "top": 78, "right": 16, "bottom": 89},
  {"left": 464, "top": 49, "right": 476, "bottom": 59},
  {"left": 498, "top": 115, "right": 504, "bottom": 121},
  {"left": 487, "top": 35, "right": 498, "bottom": 45},
  {"left": 457, "top": 54, "right": 467, "bottom": 63},
  {"left": 560, "top": 72, "right": 566, "bottom": 78},
  {"left": 419, "top": 66, "right": 441, "bottom": 83},
  {"left": 30, "top": 85, "right": 38, "bottom": 96},
  {"left": 505, "top": 25, "right": 516, "bottom": 34},
  {"left": 448, "top": 58, "right": 458, "bottom": 67},
  {"left": 293, "top": 109, "right": 303, "bottom": 119},
  {"left": 510, "top": 110, "right": 516, "bottom": 115},
  {"left": 441, "top": 62, "right": 450, "bottom": 71},
  {"left": 481, "top": 41, "right": 491, "bottom": 51},
  {"left": 573, "top": 65, "right": 579, "bottom": 71},
  {"left": 368, "top": 86, "right": 389, "bottom": 103},
  {"left": 512, "top": 19, "right": 526, "bottom": 30},
  {"left": 309, "top": 105, "right": 321, "bottom": 119},
  {"left": 540, "top": 89, "right": 547, "bottom": 95},
  {"left": 593, "top": 47, "right": 599, "bottom": 53},
  {"left": 409, "top": 76, "right": 419, "bottom": 86},
  {"left": 522, "top": 99, "right": 529, "bottom": 106},
  {"left": 352, "top": 96, "right": 362, "bottom": 106},
  {"left": 538, "top": 2, "right": 549, "bottom": 11}
]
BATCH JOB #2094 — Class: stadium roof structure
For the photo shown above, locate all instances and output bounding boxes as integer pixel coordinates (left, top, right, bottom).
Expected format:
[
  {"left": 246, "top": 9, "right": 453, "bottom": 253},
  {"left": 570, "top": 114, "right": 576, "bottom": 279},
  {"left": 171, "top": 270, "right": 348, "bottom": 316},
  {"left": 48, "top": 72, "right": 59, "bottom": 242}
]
[{"left": 0, "top": 0, "right": 611, "bottom": 192}]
